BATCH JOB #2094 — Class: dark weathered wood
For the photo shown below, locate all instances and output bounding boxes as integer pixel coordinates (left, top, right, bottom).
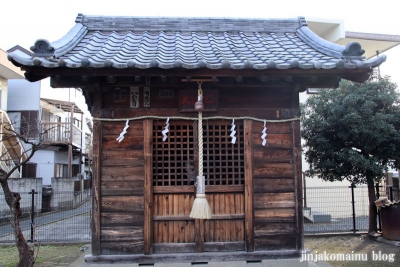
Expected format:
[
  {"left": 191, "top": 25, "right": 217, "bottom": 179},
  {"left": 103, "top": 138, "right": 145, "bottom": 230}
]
[
  {"left": 101, "top": 180, "right": 144, "bottom": 196},
  {"left": 102, "top": 135, "right": 144, "bottom": 150},
  {"left": 85, "top": 249, "right": 301, "bottom": 263},
  {"left": 101, "top": 166, "right": 144, "bottom": 181},
  {"left": 253, "top": 178, "right": 295, "bottom": 193},
  {"left": 253, "top": 162, "right": 294, "bottom": 178},
  {"left": 254, "top": 193, "right": 295, "bottom": 208},
  {"left": 84, "top": 79, "right": 303, "bottom": 257},
  {"left": 254, "top": 208, "right": 295, "bottom": 222},
  {"left": 195, "top": 219, "right": 205, "bottom": 252},
  {"left": 254, "top": 234, "right": 297, "bottom": 250},
  {"left": 291, "top": 120, "right": 304, "bottom": 250},
  {"left": 204, "top": 242, "right": 245, "bottom": 252},
  {"left": 101, "top": 150, "right": 144, "bottom": 166},
  {"left": 101, "top": 226, "right": 144, "bottom": 241},
  {"left": 153, "top": 186, "right": 194, "bottom": 194},
  {"left": 153, "top": 243, "right": 197, "bottom": 254},
  {"left": 252, "top": 133, "right": 293, "bottom": 149},
  {"left": 153, "top": 214, "right": 244, "bottom": 221},
  {"left": 252, "top": 121, "right": 292, "bottom": 134},
  {"left": 254, "top": 222, "right": 295, "bottom": 236},
  {"left": 244, "top": 120, "right": 254, "bottom": 252},
  {"left": 101, "top": 108, "right": 284, "bottom": 120},
  {"left": 91, "top": 87, "right": 102, "bottom": 256},
  {"left": 252, "top": 148, "right": 293, "bottom": 163},
  {"left": 100, "top": 241, "right": 144, "bottom": 255},
  {"left": 143, "top": 119, "right": 153, "bottom": 255},
  {"left": 102, "top": 121, "right": 144, "bottom": 135},
  {"left": 179, "top": 90, "right": 219, "bottom": 112},
  {"left": 101, "top": 211, "right": 144, "bottom": 227},
  {"left": 153, "top": 220, "right": 195, "bottom": 243},
  {"left": 101, "top": 196, "right": 144, "bottom": 212}
]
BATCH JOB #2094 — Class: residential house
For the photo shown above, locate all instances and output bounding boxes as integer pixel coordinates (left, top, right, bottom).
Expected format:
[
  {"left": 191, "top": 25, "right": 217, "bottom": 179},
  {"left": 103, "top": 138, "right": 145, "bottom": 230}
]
[
  {"left": 0, "top": 48, "right": 26, "bottom": 179},
  {"left": 0, "top": 48, "right": 35, "bottom": 217},
  {"left": 7, "top": 77, "right": 93, "bottom": 184},
  {"left": 3, "top": 46, "right": 93, "bottom": 214}
]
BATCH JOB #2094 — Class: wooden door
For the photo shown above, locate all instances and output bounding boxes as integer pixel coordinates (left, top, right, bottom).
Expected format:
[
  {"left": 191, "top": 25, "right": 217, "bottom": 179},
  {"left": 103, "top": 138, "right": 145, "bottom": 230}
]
[{"left": 150, "top": 120, "right": 246, "bottom": 253}]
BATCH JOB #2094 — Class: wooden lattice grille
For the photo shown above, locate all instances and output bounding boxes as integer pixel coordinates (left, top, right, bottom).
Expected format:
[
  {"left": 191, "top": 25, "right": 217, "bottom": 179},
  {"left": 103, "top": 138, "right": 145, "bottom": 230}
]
[
  {"left": 203, "top": 121, "right": 245, "bottom": 185},
  {"left": 152, "top": 120, "right": 245, "bottom": 186},
  {"left": 153, "top": 121, "right": 195, "bottom": 186}
]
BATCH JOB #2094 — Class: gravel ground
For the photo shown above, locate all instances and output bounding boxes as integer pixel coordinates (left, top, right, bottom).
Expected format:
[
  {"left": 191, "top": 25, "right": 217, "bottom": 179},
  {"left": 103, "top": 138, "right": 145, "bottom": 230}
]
[
  {"left": 305, "top": 216, "right": 369, "bottom": 234},
  {"left": 305, "top": 234, "right": 400, "bottom": 267}
]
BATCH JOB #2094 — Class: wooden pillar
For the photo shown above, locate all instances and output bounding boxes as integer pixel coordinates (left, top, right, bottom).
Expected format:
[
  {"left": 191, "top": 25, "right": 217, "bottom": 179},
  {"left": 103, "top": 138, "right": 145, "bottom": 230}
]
[
  {"left": 244, "top": 119, "right": 254, "bottom": 252},
  {"left": 291, "top": 92, "right": 304, "bottom": 250},
  {"left": 195, "top": 219, "right": 205, "bottom": 252},
  {"left": 143, "top": 119, "right": 154, "bottom": 254},
  {"left": 91, "top": 89, "right": 102, "bottom": 256}
]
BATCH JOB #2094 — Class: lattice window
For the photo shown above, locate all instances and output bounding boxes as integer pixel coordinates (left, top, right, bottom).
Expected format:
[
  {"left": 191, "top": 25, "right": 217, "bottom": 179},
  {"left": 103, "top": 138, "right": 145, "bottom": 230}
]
[
  {"left": 152, "top": 120, "right": 245, "bottom": 186},
  {"left": 203, "top": 121, "right": 245, "bottom": 185},
  {"left": 153, "top": 121, "right": 195, "bottom": 186}
]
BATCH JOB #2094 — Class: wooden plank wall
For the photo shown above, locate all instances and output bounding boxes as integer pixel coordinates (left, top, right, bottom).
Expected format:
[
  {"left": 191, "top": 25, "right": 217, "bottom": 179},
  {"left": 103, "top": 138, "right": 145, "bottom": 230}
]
[
  {"left": 100, "top": 121, "right": 145, "bottom": 255},
  {"left": 252, "top": 121, "right": 297, "bottom": 250},
  {"left": 153, "top": 193, "right": 195, "bottom": 244},
  {"left": 100, "top": 86, "right": 293, "bottom": 119},
  {"left": 94, "top": 85, "right": 302, "bottom": 255}
]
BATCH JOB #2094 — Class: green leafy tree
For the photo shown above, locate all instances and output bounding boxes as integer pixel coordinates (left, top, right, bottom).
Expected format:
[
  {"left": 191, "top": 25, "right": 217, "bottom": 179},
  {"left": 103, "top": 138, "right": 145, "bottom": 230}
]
[{"left": 301, "top": 75, "right": 400, "bottom": 232}]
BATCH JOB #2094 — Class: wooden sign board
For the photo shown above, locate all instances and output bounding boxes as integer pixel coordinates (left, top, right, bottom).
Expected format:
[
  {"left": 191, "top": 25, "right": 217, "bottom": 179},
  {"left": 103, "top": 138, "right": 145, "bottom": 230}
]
[{"left": 178, "top": 90, "right": 219, "bottom": 112}]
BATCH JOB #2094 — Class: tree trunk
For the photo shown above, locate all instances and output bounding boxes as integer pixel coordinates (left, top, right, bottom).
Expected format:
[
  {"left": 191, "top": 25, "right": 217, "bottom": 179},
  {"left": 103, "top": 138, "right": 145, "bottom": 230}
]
[
  {"left": 367, "top": 177, "right": 378, "bottom": 233},
  {"left": 0, "top": 181, "right": 34, "bottom": 267}
]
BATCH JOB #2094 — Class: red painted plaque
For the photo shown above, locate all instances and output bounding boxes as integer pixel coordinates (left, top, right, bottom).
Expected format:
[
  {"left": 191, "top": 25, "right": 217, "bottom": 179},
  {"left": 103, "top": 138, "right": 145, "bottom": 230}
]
[{"left": 178, "top": 90, "right": 219, "bottom": 112}]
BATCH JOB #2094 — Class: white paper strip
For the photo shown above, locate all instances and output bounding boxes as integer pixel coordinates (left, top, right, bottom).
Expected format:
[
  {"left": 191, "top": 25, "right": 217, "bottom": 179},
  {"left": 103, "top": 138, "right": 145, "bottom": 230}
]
[
  {"left": 261, "top": 120, "right": 267, "bottom": 146},
  {"left": 230, "top": 119, "right": 236, "bottom": 144},
  {"left": 116, "top": 119, "right": 130, "bottom": 143},
  {"left": 162, "top": 117, "right": 170, "bottom": 142}
]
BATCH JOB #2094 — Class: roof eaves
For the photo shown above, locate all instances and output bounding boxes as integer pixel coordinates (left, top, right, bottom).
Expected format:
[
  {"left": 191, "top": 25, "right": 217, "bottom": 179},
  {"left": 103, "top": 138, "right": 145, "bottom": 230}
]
[
  {"left": 52, "top": 24, "right": 88, "bottom": 58},
  {"left": 297, "top": 26, "right": 344, "bottom": 58},
  {"left": 7, "top": 49, "right": 34, "bottom": 67}
]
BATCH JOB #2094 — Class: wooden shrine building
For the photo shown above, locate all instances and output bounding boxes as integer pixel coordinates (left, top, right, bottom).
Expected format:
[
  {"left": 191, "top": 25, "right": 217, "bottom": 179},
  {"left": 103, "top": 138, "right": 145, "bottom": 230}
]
[{"left": 8, "top": 15, "right": 385, "bottom": 263}]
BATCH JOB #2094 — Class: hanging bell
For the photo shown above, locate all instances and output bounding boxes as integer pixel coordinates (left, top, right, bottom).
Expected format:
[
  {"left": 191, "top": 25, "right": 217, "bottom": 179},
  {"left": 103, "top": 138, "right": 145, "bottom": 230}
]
[{"left": 194, "top": 100, "right": 204, "bottom": 112}]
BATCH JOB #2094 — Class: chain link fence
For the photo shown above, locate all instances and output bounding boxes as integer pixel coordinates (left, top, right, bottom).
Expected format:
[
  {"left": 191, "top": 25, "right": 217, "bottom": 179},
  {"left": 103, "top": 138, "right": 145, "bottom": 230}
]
[
  {"left": 0, "top": 190, "right": 91, "bottom": 243},
  {"left": 304, "top": 184, "right": 399, "bottom": 234},
  {"left": 1, "top": 184, "right": 398, "bottom": 243}
]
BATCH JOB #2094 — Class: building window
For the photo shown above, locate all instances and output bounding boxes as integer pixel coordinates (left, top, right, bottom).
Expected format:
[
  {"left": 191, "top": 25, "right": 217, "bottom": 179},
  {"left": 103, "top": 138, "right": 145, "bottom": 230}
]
[
  {"left": 8, "top": 110, "right": 39, "bottom": 138},
  {"left": 55, "top": 164, "right": 80, "bottom": 178},
  {"left": 22, "top": 162, "right": 37, "bottom": 178}
]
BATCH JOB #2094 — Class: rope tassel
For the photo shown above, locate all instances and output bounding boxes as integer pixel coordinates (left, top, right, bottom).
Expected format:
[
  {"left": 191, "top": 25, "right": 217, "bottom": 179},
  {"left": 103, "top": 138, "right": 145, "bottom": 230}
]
[
  {"left": 190, "top": 82, "right": 212, "bottom": 219},
  {"left": 189, "top": 176, "right": 212, "bottom": 219}
]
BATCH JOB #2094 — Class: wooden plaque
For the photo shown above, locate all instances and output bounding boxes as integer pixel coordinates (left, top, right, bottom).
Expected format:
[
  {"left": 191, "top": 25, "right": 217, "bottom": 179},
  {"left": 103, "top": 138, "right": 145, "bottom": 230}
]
[{"left": 178, "top": 90, "right": 219, "bottom": 112}]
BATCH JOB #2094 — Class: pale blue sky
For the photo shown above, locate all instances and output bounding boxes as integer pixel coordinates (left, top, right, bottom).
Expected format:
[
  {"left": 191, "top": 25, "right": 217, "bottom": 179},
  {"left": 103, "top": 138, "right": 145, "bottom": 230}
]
[{"left": 1, "top": 0, "right": 399, "bottom": 84}]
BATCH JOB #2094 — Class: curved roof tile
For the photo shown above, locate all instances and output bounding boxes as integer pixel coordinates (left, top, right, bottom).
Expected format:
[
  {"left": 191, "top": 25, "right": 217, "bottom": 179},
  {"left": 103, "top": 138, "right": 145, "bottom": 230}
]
[{"left": 8, "top": 15, "right": 386, "bottom": 71}]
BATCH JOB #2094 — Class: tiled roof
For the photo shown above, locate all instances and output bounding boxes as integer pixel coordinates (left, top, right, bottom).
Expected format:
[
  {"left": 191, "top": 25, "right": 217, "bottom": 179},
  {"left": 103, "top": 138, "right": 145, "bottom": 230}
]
[{"left": 8, "top": 15, "right": 386, "bottom": 71}]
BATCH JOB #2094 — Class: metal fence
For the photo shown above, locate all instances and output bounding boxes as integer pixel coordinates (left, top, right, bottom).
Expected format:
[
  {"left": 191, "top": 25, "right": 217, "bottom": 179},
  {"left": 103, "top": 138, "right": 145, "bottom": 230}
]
[
  {"left": 304, "top": 184, "right": 400, "bottom": 234},
  {"left": 1, "top": 184, "right": 398, "bottom": 243},
  {"left": 0, "top": 190, "right": 91, "bottom": 243}
]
